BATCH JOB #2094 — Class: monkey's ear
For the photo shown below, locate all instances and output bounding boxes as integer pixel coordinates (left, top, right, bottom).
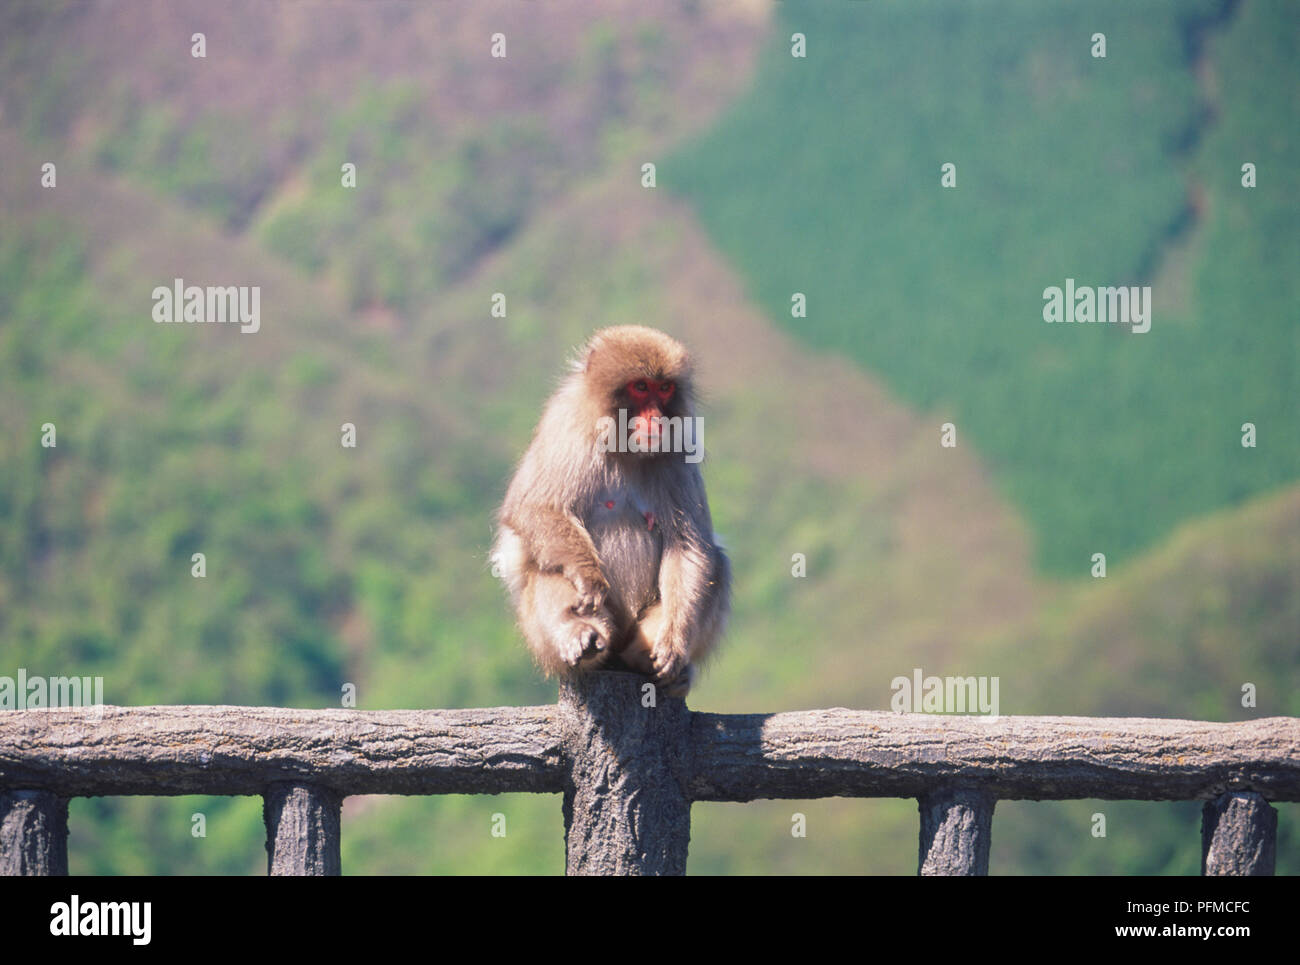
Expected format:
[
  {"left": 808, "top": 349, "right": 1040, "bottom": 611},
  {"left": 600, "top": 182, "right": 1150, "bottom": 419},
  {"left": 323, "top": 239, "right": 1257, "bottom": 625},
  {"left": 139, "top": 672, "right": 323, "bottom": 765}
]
[{"left": 567, "top": 340, "right": 596, "bottom": 377}]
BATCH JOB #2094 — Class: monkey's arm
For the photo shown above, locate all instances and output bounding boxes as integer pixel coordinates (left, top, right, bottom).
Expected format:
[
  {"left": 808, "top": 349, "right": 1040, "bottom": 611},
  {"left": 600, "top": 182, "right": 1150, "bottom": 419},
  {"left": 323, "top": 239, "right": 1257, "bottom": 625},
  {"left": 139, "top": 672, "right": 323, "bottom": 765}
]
[
  {"left": 650, "top": 505, "right": 730, "bottom": 681},
  {"left": 500, "top": 503, "right": 608, "bottom": 611}
]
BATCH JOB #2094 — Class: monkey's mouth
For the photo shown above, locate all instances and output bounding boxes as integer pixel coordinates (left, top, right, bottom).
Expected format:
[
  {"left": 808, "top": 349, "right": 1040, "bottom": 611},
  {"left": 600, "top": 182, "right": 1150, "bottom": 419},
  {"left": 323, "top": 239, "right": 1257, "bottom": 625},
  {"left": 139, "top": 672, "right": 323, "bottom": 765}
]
[{"left": 630, "top": 414, "right": 665, "bottom": 451}]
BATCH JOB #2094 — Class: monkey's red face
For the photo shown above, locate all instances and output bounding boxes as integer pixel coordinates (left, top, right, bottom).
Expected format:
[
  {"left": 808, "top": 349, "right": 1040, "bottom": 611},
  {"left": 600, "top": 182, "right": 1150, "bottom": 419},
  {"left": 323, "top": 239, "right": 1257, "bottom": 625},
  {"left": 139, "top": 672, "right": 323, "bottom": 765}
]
[{"left": 625, "top": 378, "right": 675, "bottom": 450}]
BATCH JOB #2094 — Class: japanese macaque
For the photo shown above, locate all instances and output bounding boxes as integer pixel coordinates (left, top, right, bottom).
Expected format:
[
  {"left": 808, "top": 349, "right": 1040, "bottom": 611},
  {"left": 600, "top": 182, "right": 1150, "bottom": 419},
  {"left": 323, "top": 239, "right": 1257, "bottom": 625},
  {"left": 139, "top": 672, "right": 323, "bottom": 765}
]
[{"left": 492, "top": 326, "right": 730, "bottom": 697}]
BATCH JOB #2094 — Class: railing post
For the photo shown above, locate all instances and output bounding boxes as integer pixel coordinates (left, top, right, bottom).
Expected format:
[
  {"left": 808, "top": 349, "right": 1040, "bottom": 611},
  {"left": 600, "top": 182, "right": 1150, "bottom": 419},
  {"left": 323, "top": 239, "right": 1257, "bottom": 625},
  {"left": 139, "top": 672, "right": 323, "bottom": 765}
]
[
  {"left": 1201, "top": 790, "right": 1275, "bottom": 876},
  {"left": 264, "top": 782, "right": 342, "bottom": 876},
  {"left": 918, "top": 788, "right": 995, "bottom": 875},
  {"left": 560, "top": 670, "right": 691, "bottom": 875},
  {"left": 0, "top": 789, "right": 69, "bottom": 876}
]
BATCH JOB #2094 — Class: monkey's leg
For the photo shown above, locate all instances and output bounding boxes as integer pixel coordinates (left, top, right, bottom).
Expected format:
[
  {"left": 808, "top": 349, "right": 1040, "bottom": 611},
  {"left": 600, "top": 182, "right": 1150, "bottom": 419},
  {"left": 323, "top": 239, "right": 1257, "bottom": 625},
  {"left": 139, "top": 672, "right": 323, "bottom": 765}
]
[
  {"left": 504, "top": 508, "right": 610, "bottom": 616},
  {"left": 621, "top": 602, "right": 695, "bottom": 697},
  {"left": 520, "top": 570, "right": 616, "bottom": 675},
  {"left": 646, "top": 541, "right": 731, "bottom": 690},
  {"left": 619, "top": 602, "right": 662, "bottom": 676}
]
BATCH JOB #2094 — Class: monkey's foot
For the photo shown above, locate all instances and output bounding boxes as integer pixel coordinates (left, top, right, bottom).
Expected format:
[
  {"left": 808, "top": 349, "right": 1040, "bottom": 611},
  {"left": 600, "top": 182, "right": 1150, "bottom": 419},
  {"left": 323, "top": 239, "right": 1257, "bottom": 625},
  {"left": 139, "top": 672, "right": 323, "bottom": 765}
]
[
  {"left": 557, "top": 622, "right": 609, "bottom": 669},
  {"left": 649, "top": 645, "right": 687, "bottom": 690},
  {"left": 659, "top": 662, "right": 694, "bottom": 699}
]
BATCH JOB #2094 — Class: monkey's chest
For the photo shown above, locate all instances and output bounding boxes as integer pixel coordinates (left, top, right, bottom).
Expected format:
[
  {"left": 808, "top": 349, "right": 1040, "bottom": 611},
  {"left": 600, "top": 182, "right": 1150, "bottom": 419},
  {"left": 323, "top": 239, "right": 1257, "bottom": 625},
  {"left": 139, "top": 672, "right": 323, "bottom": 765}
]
[{"left": 585, "top": 492, "right": 663, "bottom": 619}]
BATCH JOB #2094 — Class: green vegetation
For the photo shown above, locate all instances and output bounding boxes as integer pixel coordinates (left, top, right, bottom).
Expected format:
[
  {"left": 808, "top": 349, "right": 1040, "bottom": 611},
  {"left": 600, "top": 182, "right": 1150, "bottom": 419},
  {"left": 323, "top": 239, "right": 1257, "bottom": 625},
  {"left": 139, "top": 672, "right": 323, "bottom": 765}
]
[
  {"left": 664, "top": 0, "right": 1298, "bottom": 574},
  {"left": 0, "top": 0, "right": 1294, "bottom": 875},
  {"left": 95, "top": 99, "right": 276, "bottom": 229},
  {"left": 0, "top": 211, "right": 556, "bottom": 872},
  {"left": 254, "top": 85, "right": 564, "bottom": 310}
]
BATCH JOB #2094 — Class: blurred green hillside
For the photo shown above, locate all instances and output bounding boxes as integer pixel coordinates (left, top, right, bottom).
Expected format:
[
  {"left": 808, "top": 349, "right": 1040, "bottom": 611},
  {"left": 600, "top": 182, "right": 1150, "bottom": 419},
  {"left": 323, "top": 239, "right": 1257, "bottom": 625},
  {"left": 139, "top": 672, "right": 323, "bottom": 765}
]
[
  {"left": 0, "top": 0, "right": 1295, "bottom": 875},
  {"left": 665, "top": 0, "right": 1298, "bottom": 575}
]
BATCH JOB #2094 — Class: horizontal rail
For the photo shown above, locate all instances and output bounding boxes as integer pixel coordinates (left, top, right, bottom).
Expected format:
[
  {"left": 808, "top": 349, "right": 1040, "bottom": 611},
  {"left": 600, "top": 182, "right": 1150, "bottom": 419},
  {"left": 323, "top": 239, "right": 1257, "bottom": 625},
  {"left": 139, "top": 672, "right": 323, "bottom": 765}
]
[
  {"left": 687, "top": 711, "right": 1300, "bottom": 801},
  {"left": 1, "top": 701, "right": 1296, "bottom": 802},
  {"left": 0, "top": 705, "right": 566, "bottom": 796},
  {"left": 0, "top": 674, "right": 1294, "bottom": 875}
]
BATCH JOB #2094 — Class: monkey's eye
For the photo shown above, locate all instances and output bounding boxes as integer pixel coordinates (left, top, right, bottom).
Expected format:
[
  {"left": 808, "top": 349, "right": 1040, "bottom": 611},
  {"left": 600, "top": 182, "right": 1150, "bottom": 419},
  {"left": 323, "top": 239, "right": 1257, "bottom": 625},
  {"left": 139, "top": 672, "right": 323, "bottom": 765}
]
[
  {"left": 627, "top": 380, "right": 651, "bottom": 401},
  {"left": 657, "top": 381, "right": 675, "bottom": 401},
  {"left": 635, "top": 381, "right": 649, "bottom": 393}
]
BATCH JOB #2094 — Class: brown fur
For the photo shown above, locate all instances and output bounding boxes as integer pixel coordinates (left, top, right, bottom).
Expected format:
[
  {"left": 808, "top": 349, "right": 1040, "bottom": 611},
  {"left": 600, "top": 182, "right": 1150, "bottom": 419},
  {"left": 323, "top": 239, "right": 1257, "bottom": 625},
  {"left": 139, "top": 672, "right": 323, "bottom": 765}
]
[{"left": 492, "top": 326, "right": 730, "bottom": 696}]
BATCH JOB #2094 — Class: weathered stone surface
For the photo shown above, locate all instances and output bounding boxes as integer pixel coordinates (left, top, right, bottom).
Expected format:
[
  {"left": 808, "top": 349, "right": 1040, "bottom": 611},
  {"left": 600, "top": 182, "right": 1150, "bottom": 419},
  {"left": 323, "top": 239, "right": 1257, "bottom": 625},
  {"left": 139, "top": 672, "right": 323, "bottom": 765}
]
[
  {"left": 688, "top": 711, "right": 1300, "bottom": 802},
  {"left": 0, "top": 705, "right": 565, "bottom": 796},
  {"left": 919, "top": 788, "right": 995, "bottom": 876},
  {"left": 561, "top": 671, "right": 691, "bottom": 875},
  {"left": 264, "top": 782, "right": 342, "bottom": 876},
  {"left": 1201, "top": 791, "right": 1276, "bottom": 876},
  {"left": 0, "top": 789, "right": 68, "bottom": 876},
  {"left": 1, "top": 697, "right": 1294, "bottom": 876}
]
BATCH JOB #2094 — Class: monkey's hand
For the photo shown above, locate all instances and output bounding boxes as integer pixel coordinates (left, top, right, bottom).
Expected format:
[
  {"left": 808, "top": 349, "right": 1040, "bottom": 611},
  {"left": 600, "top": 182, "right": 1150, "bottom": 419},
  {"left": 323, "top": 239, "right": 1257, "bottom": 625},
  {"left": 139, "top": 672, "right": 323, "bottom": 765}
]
[
  {"left": 557, "top": 615, "right": 611, "bottom": 669},
  {"left": 649, "top": 631, "right": 689, "bottom": 689},
  {"left": 505, "top": 506, "right": 609, "bottom": 617},
  {"left": 566, "top": 563, "right": 609, "bottom": 617}
]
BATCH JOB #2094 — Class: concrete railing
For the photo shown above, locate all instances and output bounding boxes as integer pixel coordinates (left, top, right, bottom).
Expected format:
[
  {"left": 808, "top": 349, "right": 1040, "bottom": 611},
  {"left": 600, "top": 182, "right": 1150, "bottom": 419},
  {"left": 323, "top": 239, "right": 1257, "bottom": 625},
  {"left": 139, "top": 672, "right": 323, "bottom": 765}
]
[{"left": 1, "top": 672, "right": 1294, "bottom": 875}]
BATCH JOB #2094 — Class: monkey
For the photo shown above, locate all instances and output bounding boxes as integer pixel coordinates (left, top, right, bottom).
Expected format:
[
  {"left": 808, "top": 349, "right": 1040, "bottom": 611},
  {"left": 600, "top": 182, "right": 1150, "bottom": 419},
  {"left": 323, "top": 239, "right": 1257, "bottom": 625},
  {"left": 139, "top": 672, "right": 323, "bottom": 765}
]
[{"left": 491, "top": 325, "right": 730, "bottom": 697}]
